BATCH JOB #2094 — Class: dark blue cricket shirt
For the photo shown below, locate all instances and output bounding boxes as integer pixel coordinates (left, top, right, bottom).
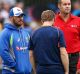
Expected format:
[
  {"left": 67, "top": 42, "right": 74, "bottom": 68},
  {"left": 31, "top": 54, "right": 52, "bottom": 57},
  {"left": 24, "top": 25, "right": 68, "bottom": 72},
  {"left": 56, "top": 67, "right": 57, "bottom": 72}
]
[{"left": 30, "top": 26, "right": 66, "bottom": 74}]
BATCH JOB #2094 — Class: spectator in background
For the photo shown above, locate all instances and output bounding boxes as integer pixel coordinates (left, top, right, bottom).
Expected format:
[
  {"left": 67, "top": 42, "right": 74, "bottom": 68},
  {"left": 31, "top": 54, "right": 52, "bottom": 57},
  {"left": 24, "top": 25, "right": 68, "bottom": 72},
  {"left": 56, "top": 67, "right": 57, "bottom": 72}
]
[
  {"left": 0, "top": 7, "right": 32, "bottom": 74},
  {"left": 72, "top": 0, "right": 80, "bottom": 17},
  {"left": 15, "top": 2, "right": 24, "bottom": 10},
  {"left": 54, "top": 0, "right": 80, "bottom": 74},
  {"left": 0, "top": 0, "right": 16, "bottom": 6},
  {"left": 0, "top": 12, "right": 4, "bottom": 31},
  {"left": 0, "top": 2, "right": 11, "bottom": 24},
  {"left": 47, "top": 3, "right": 58, "bottom": 13},
  {"left": 29, "top": 5, "right": 50, "bottom": 31},
  {"left": 29, "top": 10, "right": 69, "bottom": 74}
]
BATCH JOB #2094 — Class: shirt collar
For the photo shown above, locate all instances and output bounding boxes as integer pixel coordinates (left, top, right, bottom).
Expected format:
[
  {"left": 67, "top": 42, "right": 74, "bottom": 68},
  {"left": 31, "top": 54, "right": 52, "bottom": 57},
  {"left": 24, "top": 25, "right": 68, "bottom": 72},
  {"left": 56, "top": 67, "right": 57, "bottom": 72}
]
[{"left": 56, "top": 13, "right": 77, "bottom": 20}]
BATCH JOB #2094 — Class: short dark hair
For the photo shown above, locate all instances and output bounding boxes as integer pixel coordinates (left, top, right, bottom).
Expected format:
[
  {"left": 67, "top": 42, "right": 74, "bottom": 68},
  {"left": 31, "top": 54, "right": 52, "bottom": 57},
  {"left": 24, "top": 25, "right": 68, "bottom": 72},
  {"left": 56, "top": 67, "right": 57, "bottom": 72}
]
[
  {"left": 41, "top": 10, "right": 55, "bottom": 22},
  {"left": 58, "top": 0, "right": 71, "bottom": 3}
]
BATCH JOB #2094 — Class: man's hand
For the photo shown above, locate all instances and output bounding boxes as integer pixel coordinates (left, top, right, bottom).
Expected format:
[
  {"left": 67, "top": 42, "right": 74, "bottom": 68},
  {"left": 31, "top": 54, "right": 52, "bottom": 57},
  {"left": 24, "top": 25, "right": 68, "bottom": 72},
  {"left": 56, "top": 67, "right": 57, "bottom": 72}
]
[
  {"left": 76, "top": 69, "right": 80, "bottom": 74},
  {"left": 65, "top": 72, "right": 69, "bottom": 74}
]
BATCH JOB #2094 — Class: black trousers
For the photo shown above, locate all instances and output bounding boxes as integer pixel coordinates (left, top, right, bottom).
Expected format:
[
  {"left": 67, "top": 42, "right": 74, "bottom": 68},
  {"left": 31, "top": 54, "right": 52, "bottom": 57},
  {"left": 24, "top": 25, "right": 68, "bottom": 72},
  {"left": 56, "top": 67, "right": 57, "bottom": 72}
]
[{"left": 69, "top": 52, "right": 79, "bottom": 74}]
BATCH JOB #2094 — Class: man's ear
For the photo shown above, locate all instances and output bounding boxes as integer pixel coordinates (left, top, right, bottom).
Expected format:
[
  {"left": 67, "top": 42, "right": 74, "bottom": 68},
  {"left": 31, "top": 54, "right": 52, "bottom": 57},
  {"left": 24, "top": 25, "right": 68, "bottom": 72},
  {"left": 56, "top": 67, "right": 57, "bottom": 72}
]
[{"left": 9, "top": 16, "right": 13, "bottom": 22}]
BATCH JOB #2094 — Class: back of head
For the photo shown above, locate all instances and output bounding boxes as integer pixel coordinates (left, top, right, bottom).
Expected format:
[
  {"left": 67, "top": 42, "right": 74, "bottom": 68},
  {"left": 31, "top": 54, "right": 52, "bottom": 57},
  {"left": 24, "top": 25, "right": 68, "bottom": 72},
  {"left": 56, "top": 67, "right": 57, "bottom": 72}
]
[{"left": 41, "top": 10, "right": 55, "bottom": 22}]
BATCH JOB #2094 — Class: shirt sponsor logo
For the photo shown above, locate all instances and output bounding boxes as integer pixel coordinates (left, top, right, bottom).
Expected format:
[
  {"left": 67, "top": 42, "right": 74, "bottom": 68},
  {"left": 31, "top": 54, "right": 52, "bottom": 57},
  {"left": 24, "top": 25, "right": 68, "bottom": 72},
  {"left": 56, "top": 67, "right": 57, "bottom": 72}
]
[
  {"left": 71, "top": 25, "right": 77, "bottom": 28},
  {"left": 16, "top": 46, "right": 28, "bottom": 51}
]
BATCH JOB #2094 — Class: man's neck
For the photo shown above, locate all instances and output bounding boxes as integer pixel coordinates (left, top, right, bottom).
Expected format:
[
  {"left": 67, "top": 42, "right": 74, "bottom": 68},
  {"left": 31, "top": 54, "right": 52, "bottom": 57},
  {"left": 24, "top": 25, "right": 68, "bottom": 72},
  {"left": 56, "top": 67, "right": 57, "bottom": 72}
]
[
  {"left": 59, "top": 12, "right": 70, "bottom": 22},
  {"left": 42, "top": 21, "right": 53, "bottom": 27}
]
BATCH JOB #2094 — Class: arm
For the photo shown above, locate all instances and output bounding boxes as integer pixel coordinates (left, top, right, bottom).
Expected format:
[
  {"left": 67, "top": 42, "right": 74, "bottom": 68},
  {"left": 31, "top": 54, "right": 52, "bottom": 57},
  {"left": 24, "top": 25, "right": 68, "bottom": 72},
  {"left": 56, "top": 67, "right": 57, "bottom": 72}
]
[
  {"left": 60, "top": 47, "right": 69, "bottom": 74},
  {"left": 76, "top": 56, "right": 80, "bottom": 74},
  {"left": 76, "top": 18, "right": 80, "bottom": 74},
  {"left": 29, "top": 50, "right": 36, "bottom": 74},
  {"left": 29, "top": 36, "right": 36, "bottom": 74},
  {"left": 0, "top": 31, "right": 16, "bottom": 69},
  {"left": 59, "top": 30, "right": 69, "bottom": 74}
]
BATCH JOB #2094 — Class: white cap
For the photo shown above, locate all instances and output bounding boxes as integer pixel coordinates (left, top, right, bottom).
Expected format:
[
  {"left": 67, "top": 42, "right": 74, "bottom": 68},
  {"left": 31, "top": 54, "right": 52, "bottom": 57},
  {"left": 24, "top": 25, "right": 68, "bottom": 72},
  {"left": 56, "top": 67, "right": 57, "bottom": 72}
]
[{"left": 9, "top": 7, "right": 24, "bottom": 17}]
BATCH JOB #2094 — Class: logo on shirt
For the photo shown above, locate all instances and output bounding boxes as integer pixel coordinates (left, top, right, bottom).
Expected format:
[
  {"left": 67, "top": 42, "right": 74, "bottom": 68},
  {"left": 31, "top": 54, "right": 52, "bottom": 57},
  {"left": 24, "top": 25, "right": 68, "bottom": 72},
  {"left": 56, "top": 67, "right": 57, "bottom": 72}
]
[
  {"left": 71, "top": 25, "right": 77, "bottom": 28},
  {"left": 17, "top": 38, "right": 20, "bottom": 42},
  {"left": 16, "top": 46, "right": 28, "bottom": 51}
]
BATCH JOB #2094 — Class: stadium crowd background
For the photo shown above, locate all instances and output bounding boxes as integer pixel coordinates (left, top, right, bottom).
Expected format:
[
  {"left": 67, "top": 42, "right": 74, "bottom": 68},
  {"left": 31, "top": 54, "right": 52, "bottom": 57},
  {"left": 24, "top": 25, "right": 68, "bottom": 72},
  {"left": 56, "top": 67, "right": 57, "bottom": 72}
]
[{"left": 0, "top": 0, "right": 80, "bottom": 73}]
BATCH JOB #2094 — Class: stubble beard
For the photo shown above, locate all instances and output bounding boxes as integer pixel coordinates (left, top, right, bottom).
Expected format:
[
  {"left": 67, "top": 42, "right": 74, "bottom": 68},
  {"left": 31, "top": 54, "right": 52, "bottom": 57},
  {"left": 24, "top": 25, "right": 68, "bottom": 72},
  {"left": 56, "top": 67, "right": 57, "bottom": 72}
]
[{"left": 13, "top": 19, "right": 22, "bottom": 28}]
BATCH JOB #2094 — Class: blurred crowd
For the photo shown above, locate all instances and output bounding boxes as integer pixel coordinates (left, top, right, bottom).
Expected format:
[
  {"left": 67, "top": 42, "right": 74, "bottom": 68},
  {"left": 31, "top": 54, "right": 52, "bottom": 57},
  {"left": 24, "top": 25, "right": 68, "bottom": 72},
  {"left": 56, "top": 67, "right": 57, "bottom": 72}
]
[
  {"left": 0, "top": 0, "right": 80, "bottom": 31},
  {"left": 0, "top": 0, "right": 80, "bottom": 72}
]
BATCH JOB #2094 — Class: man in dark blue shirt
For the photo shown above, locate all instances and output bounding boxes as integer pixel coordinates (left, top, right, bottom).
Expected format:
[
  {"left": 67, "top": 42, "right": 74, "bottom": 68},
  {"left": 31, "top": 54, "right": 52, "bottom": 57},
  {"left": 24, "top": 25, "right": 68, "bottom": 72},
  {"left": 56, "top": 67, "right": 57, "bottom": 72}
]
[{"left": 29, "top": 10, "right": 69, "bottom": 74}]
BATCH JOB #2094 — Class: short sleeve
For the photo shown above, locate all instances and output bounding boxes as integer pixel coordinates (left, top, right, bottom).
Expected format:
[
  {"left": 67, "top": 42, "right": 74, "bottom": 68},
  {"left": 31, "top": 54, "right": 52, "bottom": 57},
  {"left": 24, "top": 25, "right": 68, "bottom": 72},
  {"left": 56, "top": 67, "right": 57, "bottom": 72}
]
[
  {"left": 29, "top": 36, "right": 34, "bottom": 50},
  {"left": 59, "top": 30, "right": 66, "bottom": 48}
]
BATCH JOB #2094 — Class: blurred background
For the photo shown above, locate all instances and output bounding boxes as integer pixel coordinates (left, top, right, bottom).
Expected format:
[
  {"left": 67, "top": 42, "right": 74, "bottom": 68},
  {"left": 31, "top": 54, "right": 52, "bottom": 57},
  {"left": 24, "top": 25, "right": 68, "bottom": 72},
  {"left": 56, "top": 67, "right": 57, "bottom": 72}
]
[{"left": 0, "top": 0, "right": 80, "bottom": 73}]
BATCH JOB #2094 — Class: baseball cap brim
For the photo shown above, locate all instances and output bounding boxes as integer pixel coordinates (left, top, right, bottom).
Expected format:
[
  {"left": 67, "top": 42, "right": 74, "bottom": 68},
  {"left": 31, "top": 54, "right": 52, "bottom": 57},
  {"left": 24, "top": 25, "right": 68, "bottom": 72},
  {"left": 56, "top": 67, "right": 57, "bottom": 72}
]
[{"left": 14, "top": 13, "right": 25, "bottom": 17}]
